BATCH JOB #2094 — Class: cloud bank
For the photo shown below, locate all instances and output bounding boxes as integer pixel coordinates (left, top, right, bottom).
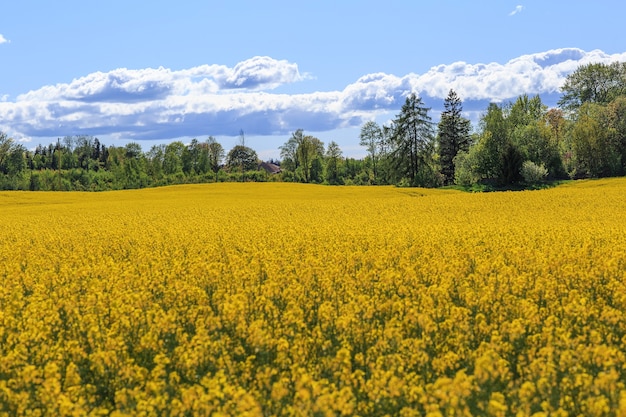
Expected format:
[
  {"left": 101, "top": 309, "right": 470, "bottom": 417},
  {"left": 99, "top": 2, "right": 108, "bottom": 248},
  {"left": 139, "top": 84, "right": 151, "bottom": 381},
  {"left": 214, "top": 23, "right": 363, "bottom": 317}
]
[{"left": 2, "top": 49, "right": 626, "bottom": 142}]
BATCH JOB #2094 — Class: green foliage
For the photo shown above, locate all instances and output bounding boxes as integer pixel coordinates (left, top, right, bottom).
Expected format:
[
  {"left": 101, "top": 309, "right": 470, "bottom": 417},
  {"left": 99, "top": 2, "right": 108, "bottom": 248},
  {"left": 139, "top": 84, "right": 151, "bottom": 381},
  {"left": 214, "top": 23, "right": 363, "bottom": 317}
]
[
  {"left": 163, "top": 141, "right": 185, "bottom": 175},
  {"left": 389, "top": 93, "right": 437, "bottom": 186},
  {"left": 359, "top": 121, "right": 383, "bottom": 182},
  {"left": 437, "top": 89, "right": 471, "bottom": 185},
  {"left": 279, "top": 129, "right": 326, "bottom": 183},
  {"left": 0, "top": 132, "right": 15, "bottom": 175},
  {"left": 206, "top": 137, "right": 225, "bottom": 180},
  {"left": 0, "top": 133, "right": 228, "bottom": 190},
  {"left": 606, "top": 96, "right": 626, "bottom": 174},
  {"left": 460, "top": 95, "right": 568, "bottom": 186},
  {"left": 226, "top": 145, "right": 258, "bottom": 173},
  {"left": 559, "top": 62, "right": 626, "bottom": 112},
  {"left": 453, "top": 150, "right": 481, "bottom": 187},
  {"left": 476, "top": 104, "right": 509, "bottom": 180},
  {"left": 569, "top": 103, "right": 622, "bottom": 178},
  {"left": 324, "top": 141, "right": 343, "bottom": 185},
  {"left": 520, "top": 160, "right": 548, "bottom": 183},
  {"left": 279, "top": 132, "right": 298, "bottom": 173},
  {"left": 498, "top": 142, "right": 524, "bottom": 185}
]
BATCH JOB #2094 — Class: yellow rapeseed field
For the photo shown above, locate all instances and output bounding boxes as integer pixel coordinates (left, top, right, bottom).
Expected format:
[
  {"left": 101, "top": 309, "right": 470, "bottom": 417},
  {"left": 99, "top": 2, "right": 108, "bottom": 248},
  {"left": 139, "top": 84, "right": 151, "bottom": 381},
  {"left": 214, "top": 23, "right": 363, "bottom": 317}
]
[{"left": 1, "top": 179, "right": 625, "bottom": 416}]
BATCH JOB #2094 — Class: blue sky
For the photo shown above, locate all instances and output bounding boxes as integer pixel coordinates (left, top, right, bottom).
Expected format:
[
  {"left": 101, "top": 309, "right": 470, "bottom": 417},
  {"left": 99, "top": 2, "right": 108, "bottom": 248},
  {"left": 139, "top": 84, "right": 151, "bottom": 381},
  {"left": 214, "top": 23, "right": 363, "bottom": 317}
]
[{"left": 1, "top": 1, "right": 625, "bottom": 159}]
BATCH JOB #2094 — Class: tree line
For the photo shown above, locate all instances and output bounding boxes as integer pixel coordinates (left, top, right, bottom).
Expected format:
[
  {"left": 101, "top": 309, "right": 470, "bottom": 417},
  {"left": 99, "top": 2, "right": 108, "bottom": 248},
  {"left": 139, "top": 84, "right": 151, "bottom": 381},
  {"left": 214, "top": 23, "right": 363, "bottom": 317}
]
[
  {"left": 0, "top": 61, "right": 625, "bottom": 191},
  {"left": 354, "top": 61, "right": 626, "bottom": 189}
]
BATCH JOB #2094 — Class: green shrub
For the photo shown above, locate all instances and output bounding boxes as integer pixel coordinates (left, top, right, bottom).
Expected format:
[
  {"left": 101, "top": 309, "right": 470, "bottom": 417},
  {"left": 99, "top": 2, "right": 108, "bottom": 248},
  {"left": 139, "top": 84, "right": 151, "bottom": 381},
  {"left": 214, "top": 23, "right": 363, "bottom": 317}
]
[{"left": 521, "top": 160, "right": 548, "bottom": 183}]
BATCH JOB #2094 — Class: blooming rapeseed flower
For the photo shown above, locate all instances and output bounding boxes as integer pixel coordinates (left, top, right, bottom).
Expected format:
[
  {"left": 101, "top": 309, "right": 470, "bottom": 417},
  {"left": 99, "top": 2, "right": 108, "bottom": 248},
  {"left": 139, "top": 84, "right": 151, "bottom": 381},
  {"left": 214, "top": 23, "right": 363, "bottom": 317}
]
[{"left": 0, "top": 180, "right": 625, "bottom": 415}]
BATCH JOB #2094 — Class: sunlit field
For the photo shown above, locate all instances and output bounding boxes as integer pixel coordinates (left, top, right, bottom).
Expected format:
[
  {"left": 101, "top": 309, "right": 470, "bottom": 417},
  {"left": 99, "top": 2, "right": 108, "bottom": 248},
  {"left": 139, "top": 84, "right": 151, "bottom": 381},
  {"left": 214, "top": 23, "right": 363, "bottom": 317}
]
[{"left": 1, "top": 180, "right": 625, "bottom": 416}]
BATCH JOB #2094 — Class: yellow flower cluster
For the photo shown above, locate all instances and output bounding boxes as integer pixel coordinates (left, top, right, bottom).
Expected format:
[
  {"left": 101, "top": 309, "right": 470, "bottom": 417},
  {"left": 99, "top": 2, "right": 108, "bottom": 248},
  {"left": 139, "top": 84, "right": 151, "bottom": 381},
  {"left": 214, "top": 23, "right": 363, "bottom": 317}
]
[{"left": 1, "top": 180, "right": 625, "bottom": 416}]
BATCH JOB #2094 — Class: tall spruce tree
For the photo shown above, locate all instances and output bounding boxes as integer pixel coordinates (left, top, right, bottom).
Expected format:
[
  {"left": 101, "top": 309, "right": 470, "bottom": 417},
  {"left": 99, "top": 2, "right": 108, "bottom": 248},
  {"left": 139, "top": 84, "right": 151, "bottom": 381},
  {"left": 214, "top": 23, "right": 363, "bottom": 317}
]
[
  {"left": 437, "top": 89, "right": 471, "bottom": 185},
  {"left": 390, "top": 93, "right": 435, "bottom": 186}
]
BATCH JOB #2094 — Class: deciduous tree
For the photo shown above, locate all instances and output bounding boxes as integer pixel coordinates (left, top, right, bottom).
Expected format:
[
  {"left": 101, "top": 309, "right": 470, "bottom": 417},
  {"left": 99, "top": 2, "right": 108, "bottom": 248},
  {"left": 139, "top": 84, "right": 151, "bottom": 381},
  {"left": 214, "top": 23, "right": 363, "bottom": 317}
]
[
  {"left": 359, "top": 121, "right": 383, "bottom": 183},
  {"left": 570, "top": 103, "right": 621, "bottom": 178},
  {"left": 205, "top": 136, "right": 225, "bottom": 181},
  {"left": 226, "top": 145, "right": 258, "bottom": 176},
  {"left": 324, "top": 141, "right": 343, "bottom": 184},
  {"left": 558, "top": 62, "right": 626, "bottom": 113},
  {"left": 0, "top": 132, "right": 14, "bottom": 175},
  {"left": 163, "top": 141, "right": 186, "bottom": 176},
  {"left": 280, "top": 129, "right": 324, "bottom": 183}
]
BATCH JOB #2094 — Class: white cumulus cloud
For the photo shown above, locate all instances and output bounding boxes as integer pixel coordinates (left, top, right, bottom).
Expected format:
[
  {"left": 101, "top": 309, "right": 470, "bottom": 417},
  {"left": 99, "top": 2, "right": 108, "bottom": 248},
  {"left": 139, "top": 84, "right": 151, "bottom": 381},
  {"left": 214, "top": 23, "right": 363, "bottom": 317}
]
[
  {"left": 217, "top": 56, "right": 309, "bottom": 90},
  {"left": 0, "top": 34, "right": 10, "bottom": 44},
  {"left": 1, "top": 48, "right": 626, "bottom": 141},
  {"left": 509, "top": 5, "right": 524, "bottom": 16}
]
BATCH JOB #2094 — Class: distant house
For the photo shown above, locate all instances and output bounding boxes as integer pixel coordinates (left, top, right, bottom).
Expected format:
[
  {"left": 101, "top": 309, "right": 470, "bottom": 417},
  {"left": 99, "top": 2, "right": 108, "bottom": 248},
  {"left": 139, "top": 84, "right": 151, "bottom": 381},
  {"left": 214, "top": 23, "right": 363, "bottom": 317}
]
[{"left": 259, "top": 161, "right": 282, "bottom": 174}]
